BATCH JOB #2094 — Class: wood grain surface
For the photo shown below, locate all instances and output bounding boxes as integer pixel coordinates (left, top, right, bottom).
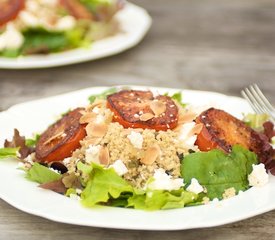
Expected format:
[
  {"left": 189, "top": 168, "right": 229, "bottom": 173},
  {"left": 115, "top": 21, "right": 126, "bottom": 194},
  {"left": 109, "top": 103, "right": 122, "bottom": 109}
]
[{"left": 0, "top": 0, "right": 275, "bottom": 239}]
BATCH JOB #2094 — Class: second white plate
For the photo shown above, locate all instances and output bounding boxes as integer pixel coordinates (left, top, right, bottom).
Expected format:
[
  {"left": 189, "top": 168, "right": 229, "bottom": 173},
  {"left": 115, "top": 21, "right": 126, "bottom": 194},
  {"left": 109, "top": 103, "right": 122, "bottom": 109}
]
[{"left": 0, "top": 2, "right": 152, "bottom": 69}]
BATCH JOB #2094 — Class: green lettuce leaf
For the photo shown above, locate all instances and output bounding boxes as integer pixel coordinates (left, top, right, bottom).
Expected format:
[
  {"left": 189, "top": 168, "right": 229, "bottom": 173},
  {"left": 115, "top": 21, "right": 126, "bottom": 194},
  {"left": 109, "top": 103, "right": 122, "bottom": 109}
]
[
  {"left": 88, "top": 87, "right": 117, "bottom": 103},
  {"left": 164, "top": 91, "right": 186, "bottom": 108},
  {"left": 181, "top": 145, "right": 258, "bottom": 199},
  {"left": 81, "top": 163, "right": 133, "bottom": 207},
  {"left": 26, "top": 162, "right": 62, "bottom": 184},
  {"left": 243, "top": 113, "right": 270, "bottom": 130},
  {"left": 0, "top": 147, "right": 19, "bottom": 159},
  {"left": 127, "top": 188, "right": 197, "bottom": 210},
  {"left": 25, "top": 134, "right": 40, "bottom": 147},
  {"left": 80, "top": 163, "right": 198, "bottom": 210}
]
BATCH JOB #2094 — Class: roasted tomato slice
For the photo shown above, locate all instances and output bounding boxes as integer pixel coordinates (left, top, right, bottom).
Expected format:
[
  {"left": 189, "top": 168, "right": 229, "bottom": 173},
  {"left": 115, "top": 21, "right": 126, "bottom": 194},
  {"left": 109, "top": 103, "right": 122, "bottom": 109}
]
[
  {"left": 59, "top": 0, "right": 93, "bottom": 20},
  {"left": 107, "top": 90, "right": 179, "bottom": 131},
  {"left": 35, "top": 108, "right": 86, "bottom": 163},
  {"left": 0, "top": 0, "right": 25, "bottom": 26},
  {"left": 195, "top": 108, "right": 274, "bottom": 162}
]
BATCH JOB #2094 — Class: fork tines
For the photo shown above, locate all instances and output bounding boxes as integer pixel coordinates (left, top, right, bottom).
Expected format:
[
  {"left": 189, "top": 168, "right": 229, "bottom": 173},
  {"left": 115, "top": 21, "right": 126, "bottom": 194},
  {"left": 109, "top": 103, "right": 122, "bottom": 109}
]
[{"left": 241, "top": 84, "right": 275, "bottom": 121}]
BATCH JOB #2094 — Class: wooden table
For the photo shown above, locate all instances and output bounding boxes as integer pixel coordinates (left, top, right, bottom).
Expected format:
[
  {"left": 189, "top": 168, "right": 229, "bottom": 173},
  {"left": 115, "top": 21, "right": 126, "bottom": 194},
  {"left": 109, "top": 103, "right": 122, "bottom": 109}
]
[{"left": 0, "top": 0, "right": 274, "bottom": 239}]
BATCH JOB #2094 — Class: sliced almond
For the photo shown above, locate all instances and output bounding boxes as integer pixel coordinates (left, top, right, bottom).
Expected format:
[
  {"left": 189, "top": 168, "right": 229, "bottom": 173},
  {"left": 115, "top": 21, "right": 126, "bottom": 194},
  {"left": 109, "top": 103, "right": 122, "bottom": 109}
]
[
  {"left": 86, "top": 122, "right": 108, "bottom": 138},
  {"left": 43, "top": 131, "right": 65, "bottom": 145},
  {"left": 150, "top": 100, "right": 166, "bottom": 116},
  {"left": 140, "top": 144, "right": 161, "bottom": 165},
  {"left": 178, "top": 112, "right": 197, "bottom": 124},
  {"left": 99, "top": 146, "right": 110, "bottom": 166},
  {"left": 79, "top": 112, "right": 97, "bottom": 124},
  {"left": 191, "top": 123, "right": 203, "bottom": 135},
  {"left": 84, "top": 137, "right": 102, "bottom": 146},
  {"left": 139, "top": 112, "right": 155, "bottom": 121},
  {"left": 86, "top": 99, "right": 106, "bottom": 111}
]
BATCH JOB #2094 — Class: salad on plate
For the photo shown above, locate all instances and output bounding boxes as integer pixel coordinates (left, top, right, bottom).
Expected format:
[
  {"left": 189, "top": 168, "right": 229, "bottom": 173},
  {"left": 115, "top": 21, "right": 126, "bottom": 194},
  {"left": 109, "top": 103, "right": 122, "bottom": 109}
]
[
  {"left": 1, "top": 87, "right": 274, "bottom": 211},
  {"left": 0, "top": 0, "right": 123, "bottom": 57}
]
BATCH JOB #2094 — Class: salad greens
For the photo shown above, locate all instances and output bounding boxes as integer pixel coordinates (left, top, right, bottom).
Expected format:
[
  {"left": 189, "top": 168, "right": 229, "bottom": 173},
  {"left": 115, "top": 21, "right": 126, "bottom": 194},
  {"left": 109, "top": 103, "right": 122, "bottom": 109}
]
[
  {"left": 81, "top": 163, "right": 133, "bottom": 207},
  {"left": 164, "top": 91, "right": 187, "bottom": 108},
  {"left": 181, "top": 145, "right": 258, "bottom": 199},
  {"left": 88, "top": 87, "right": 117, "bottom": 103},
  {"left": 243, "top": 113, "right": 270, "bottom": 130},
  {"left": 25, "top": 134, "right": 40, "bottom": 147},
  {"left": 80, "top": 163, "right": 198, "bottom": 210},
  {"left": 26, "top": 162, "right": 62, "bottom": 184},
  {"left": 0, "top": 147, "right": 19, "bottom": 159},
  {"left": 23, "top": 28, "right": 88, "bottom": 57}
]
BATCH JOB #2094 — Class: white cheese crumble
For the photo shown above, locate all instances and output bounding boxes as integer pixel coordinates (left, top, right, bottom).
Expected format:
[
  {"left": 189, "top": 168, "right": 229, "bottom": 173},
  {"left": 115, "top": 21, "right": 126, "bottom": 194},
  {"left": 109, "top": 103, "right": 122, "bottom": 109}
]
[
  {"left": 95, "top": 114, "right": 105, "bottom": 124},
  {"left": 127, "top": 131, "right": 143, "bottom": 149},
  {"left": 186, "top": 178, "right": 204, "bottom": 194},
  {"left": 63, "top": 157, "right": 71, "bottom": 166},
  {"left": 85, "top": 145, "right": 101, "bottom": 164},
  {"left": 178, "top": 122, "right": 198, "bottom": 148},
  {"left": 0, "top": 23, "right": 24, "bottom": 50},
  {"left": 55, "top": 16, "right": 76, "bottom": 31},
  {"left": 248, "top": 163, "right": 269, "bottom": 187},
  {"left": 49, "top": 168, "right": 60, "bottom": 174},
  {"left": 19, "top": 11, "right": 40, "bottom": 27},
  {"left": 92, "top": 107, "right": 100, "bottom": 114},
  {"left": 109, "top": 160, "right": 128, "bottom": 176},
  {"left": 69, "top": 193, "right": 81, "bottom": 201},
  {"left": 147, "top": 168, "right": 184, "bottom": 191}
]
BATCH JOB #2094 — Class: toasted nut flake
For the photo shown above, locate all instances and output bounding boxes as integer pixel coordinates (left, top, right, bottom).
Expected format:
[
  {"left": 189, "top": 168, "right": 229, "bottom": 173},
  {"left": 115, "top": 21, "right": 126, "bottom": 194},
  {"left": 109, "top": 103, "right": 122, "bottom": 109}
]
[
  {"left": 140, "top": 144, "right": 161, "bottom": 165},
  {"left": 178, "top": 112, "right": 197, "bottom": 124},
  {"left": 150, "top": 100, "right": 166, "bottom": 116},
  {"left": 99, "top": 146, "right": 110, "bottom": 165},
  {"left": 43, "top": 131, "right": 65, "bottom": 145},
  {"left": 84, "top": 137, "right": 102, "bottom": 146},
  {"left": 79, "top": 112, "right": 97, "bottom": 124},
  {"left": 192, "top": 123, "right": 203, "bottom": 135},
  {"left": 86, "top": 99, "right": 106, "bottom": 111},
  {"left": 139, "top": 112, "right": 155, "bottom": 121},
  {"left": 85, "top": 122, "right": 108, "bottom": 138}
]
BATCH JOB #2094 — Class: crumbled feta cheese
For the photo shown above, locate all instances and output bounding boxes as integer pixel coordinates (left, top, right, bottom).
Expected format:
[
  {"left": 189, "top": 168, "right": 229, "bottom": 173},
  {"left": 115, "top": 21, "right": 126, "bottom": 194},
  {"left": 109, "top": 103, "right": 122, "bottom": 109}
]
[
  {"left": 63, "top": 157, "right": 71, "bottom": 165},
  {"left": 248, "top": 163, "right": 269, "bottom": 187},
  {"left": 186, "top": 178, "right": 204, "bottom": 194},
  {"left": 147, "top": 168, "right": 184, "bottom": 191},
  {"left": 92, "top": 107, "right": 100, "bottom": 114},
  {"left": 69, "top": 193, "right": 81, "bottom": 201},
  {"left": 178, "top": 122, "right": 197, "bottom": 148},
  {"left": 24, "top": 154, "right": 34, "bottom": 164},
  {"left": 0, "top": 23, "right": 24, "bottom": 50},
  {"left": 95, "top": 114, "right": 105, "bottom": 124},
  {"left": 75, "top": 188, "right": 82, "bottom": 194},
  {"left": 109, "top": 160, "right": 128, "bottom": 176},
  {"left": 19, "top": 11, "right": 40, "bottom": 27},
  {"left": 49, "top": 168, "right": 60, "bottom": 174},
  {"left": 85, "top": 145, "right": 101, "bottom": 164},
  {"left": 127, "top": 131, "right": 143, "bottom": 149},
  {"left": 55, "top": 16, "right": 76, "bottom": 31}
]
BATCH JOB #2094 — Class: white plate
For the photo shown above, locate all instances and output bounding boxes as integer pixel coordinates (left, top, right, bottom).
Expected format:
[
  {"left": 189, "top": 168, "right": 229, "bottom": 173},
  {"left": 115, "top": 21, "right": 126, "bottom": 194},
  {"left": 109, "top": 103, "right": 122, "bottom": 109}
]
[
  {"left": 0, "top": 86, "right": 274, "bottom": 230},
  {"left": 0, "top": 3, "right": 151, "bottom": 69}
]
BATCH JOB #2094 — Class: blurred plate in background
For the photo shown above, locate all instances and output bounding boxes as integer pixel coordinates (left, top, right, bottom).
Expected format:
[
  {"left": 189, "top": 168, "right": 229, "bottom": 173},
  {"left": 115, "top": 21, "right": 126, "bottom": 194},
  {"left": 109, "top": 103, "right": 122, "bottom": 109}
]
[{"left": 0, "top": 2, "right": 152, "bottom": 69}]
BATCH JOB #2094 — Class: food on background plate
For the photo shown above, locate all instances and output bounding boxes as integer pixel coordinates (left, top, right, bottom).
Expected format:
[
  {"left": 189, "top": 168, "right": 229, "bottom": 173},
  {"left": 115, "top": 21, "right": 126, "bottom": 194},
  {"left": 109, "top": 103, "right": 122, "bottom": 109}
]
[
  {"left": 0, "top": 0, "right": 123, "bottom": 57},
  {"left": 1, "top": 88, "right": 274, "bottom": 210}
]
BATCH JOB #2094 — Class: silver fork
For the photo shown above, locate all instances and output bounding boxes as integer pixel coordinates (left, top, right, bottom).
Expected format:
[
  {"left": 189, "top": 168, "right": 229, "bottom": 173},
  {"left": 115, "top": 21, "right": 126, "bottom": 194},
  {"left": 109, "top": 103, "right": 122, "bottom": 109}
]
[{"left": 241, "top": 84, "right": 275, "bottom": 122}]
